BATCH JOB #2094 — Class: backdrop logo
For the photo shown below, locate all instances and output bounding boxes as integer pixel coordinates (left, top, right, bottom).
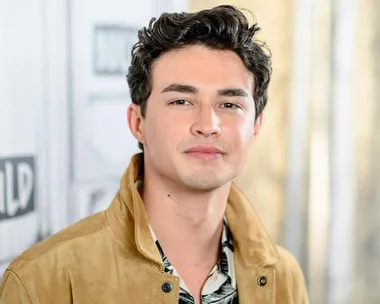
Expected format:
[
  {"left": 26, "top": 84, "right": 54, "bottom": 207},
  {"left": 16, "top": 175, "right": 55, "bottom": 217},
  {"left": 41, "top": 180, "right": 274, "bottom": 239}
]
[
  {"left": 0, "top": 156, "right": 35, "bottom": 220},
  {"left": 93, "top": 25, "right": 137, "bottom": 75}
]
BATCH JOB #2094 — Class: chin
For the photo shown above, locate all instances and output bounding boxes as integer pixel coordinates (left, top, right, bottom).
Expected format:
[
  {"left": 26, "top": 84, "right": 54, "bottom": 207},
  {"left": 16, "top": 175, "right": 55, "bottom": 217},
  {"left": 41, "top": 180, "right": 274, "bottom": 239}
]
[{"left": 180, "top": 172, "right": 233, "bottom": 191}]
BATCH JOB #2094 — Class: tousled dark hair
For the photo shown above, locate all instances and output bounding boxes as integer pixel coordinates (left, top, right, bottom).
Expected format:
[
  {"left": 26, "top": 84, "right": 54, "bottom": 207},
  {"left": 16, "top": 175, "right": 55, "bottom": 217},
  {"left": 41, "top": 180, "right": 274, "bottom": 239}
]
[{"left": 127, "top": 5, "right": 272, "bottom": 150}]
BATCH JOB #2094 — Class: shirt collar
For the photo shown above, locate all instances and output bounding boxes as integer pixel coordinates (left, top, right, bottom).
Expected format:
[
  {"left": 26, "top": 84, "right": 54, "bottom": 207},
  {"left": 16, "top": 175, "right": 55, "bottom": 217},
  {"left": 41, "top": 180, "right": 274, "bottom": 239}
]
[
  {"left": 149, "top": 218, "right": 236, "bottom": 287},
  {"left": 220, "top": 218, "right": 236, "bottom": 287}
]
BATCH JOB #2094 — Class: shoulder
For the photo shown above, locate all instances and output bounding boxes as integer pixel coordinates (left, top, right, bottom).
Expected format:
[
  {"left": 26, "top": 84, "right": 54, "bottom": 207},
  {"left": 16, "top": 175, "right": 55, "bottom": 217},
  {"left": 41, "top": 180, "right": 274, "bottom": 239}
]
[
  {"left": 6, "top": 211, "right": 109, "bottom": 277},
  {"left": 1, "top": 211, "right": 113, "bottom": 303},
  {"left": 272, "top": 245, "right": 309, "bottom": 303}
]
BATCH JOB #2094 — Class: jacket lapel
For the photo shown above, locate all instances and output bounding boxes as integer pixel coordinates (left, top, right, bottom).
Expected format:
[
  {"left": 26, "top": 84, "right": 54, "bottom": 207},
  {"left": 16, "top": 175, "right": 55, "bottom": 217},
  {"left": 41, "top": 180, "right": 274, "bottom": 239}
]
[
  {"left": 107, "top": 153, "right": 164, "bottom": 270},
  {"left": 226, "top": 183, "right": 279, "bottom": 304},
  {"left": 234, "top": 257, "right": 276, "bottom": 304}
]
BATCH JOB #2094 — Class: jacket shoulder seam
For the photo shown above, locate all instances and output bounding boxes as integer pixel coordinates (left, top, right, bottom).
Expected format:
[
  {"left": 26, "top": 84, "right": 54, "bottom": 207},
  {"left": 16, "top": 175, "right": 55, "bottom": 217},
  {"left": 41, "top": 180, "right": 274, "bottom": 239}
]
[
  {"left": 9, "top": 212, "right": 110, "bottom": 275},
  {"left": 5, "top": 269, "right": 35, "bottom": 304}
]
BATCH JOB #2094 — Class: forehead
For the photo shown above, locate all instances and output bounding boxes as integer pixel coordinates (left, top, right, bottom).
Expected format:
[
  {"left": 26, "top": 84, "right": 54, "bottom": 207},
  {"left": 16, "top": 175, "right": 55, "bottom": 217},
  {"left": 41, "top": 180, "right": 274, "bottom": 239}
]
[{"left": 150, "top": 45, "right": 254, "bottom": 94}]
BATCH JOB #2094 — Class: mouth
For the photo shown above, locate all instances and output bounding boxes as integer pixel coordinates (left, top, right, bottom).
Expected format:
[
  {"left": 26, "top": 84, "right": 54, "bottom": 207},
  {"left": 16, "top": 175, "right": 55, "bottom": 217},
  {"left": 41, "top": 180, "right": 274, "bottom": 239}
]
[{"left": 184, "top": 145, "right": 224, "bottom": 161}]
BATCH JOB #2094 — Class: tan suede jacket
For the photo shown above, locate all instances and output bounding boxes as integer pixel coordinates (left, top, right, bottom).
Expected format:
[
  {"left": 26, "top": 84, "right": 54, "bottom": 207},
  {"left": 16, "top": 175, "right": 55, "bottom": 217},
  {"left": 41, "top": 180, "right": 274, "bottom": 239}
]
[{"left": 0, "top": 154, "right": 309, "bottom": 303}]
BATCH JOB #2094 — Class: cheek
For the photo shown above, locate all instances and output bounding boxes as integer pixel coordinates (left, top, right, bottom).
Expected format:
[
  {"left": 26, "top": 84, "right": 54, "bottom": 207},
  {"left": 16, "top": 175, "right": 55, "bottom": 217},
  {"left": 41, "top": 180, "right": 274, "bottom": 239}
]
[
  {"left": 145, "top": 112, "right": 185, "bottom": 148},
  {"left": 225, "top": 117, "right": 255, "bottom": 147}
]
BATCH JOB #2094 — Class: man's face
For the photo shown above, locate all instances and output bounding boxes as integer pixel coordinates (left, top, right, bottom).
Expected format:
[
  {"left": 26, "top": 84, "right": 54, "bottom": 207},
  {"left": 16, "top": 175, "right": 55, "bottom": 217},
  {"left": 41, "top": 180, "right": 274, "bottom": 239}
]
[{"left": 128, "top": 45, "right": 261, "bottom": 191}]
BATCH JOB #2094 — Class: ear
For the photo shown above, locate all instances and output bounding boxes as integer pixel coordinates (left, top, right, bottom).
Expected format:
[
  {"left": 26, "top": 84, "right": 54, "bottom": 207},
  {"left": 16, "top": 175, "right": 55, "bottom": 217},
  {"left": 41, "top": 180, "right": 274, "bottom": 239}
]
[
  {"left": 253, "top": 113, "right": 263, "bottom": 137},
  {"left": 127, "top": 103, "right": 145, "bottom": 144}
]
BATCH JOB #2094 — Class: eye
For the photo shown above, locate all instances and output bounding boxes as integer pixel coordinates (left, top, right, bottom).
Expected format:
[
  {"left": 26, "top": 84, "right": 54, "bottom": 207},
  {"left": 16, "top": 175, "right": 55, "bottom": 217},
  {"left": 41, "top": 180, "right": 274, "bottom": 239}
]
[
  {"left": 170, "top": 99, "right": 191, "bottom": 106},
  {"left": 221, "top": 102, "right": 240, "bottom": 109}
]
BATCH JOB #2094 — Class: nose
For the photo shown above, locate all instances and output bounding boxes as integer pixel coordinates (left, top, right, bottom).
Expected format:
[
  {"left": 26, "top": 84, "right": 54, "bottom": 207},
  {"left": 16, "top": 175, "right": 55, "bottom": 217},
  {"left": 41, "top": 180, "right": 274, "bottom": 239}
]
[{"left": 190, "top": 105, "right": 221, "bottom": 137}]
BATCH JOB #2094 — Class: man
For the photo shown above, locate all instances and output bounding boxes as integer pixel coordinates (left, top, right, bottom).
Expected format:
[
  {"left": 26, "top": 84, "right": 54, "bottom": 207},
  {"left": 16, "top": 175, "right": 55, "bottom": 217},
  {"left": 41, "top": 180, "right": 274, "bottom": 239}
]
[{"left": 0, "top": 5, "right": 309, "bottom": 304}]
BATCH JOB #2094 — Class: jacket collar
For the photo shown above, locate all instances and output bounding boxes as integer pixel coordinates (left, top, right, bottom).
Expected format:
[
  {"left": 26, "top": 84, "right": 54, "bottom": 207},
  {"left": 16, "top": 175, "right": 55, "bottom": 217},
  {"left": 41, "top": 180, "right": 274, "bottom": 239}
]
[
  {"left": 226, "top": 183, "right": 279, "bottom": 267},
  {"left": 106, "top": 153, "right": 279, "bottom": 269}
]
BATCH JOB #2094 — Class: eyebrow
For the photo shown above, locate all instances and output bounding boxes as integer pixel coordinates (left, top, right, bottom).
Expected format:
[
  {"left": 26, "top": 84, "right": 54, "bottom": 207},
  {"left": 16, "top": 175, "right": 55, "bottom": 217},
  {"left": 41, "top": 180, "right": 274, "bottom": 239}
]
[
  {"left": 217, "top": 88, "right": 249, "bottom": 98},
  {"left": 161, "top": 83, "right": 249, "bottom": 98},
  {"left": 161, "top": 84, "right": 198, "bottom": 94}
]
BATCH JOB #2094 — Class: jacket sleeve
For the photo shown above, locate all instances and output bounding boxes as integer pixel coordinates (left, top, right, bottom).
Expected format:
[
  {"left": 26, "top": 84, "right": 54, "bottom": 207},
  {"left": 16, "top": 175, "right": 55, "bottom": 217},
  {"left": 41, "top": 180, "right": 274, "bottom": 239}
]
[
  {"left": 276, "top": 246, "right": 310, "bottom": 304},
  {"left": 0, "top": 270, "right": 33, "bottom": 304}
]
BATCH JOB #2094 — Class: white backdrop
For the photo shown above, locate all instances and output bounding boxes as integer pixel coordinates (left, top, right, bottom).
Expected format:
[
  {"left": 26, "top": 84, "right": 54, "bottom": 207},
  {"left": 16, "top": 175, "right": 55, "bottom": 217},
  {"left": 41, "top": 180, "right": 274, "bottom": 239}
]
[{"left": 0, "top": 0, "right": 45, "bottom": 277}]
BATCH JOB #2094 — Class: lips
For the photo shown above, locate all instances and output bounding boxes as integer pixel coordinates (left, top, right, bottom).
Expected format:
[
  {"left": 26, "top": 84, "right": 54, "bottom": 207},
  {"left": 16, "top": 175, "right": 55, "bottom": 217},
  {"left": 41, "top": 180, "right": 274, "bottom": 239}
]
[
  {"left": 185, "top": 145, "right": 223, "bottom": 154},
  {"left": 185, "top": 145, "right": 224, "bottom": 161}
]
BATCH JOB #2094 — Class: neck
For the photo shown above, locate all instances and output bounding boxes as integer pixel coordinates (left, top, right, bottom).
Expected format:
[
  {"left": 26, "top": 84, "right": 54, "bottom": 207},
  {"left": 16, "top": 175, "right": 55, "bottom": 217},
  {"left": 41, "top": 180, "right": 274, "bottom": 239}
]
[{"left": 140, "top": 167, "right": 231, "bottom": 263}]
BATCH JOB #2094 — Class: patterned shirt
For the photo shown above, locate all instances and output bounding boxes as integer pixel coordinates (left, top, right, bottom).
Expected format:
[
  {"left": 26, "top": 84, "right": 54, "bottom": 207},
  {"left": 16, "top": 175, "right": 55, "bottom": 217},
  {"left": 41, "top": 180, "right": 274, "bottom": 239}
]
[{"left": 150, "top": 219, "right": 238, "bottom": 304}]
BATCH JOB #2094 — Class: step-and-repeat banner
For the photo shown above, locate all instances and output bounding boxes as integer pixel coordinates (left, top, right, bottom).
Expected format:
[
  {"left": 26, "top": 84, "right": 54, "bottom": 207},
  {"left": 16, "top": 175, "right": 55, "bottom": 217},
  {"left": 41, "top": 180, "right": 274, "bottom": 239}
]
[{"left": 0, "top": 156, "right": 39, "bottom": 275}]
